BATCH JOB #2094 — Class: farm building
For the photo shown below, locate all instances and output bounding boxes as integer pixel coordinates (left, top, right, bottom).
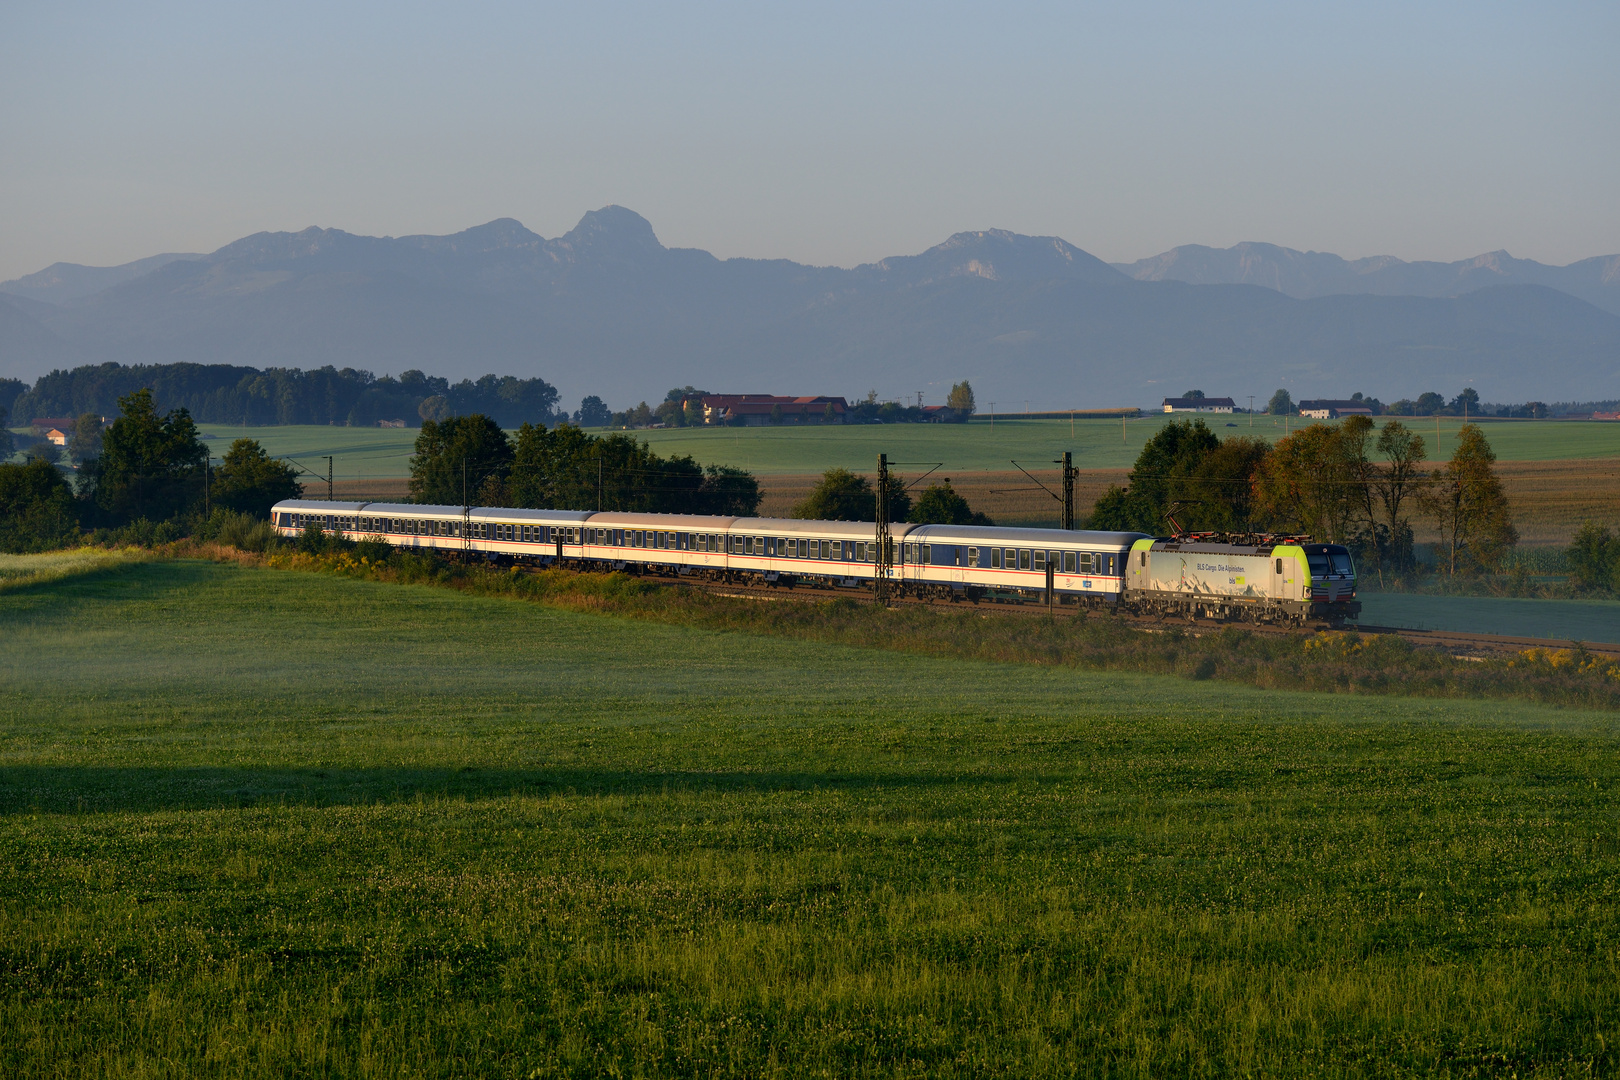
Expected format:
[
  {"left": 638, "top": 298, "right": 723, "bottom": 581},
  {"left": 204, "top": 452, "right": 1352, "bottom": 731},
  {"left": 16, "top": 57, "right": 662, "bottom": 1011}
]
[
  {"left": 1161, "top": 397, "right": 1235, "bottom": 414},
  {"left": 700, "top": 395, "right": 850, "bottom": 426},
  {"left": 1298, "top": 400, "right": 1376, "bottom": 420}
]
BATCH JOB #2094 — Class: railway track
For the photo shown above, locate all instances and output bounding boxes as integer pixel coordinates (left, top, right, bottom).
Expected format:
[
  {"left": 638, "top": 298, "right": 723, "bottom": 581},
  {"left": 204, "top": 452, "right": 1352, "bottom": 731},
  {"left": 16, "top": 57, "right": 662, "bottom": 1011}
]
[{"left": 649, "top": 572, "right": 1620, "bottom": 661}]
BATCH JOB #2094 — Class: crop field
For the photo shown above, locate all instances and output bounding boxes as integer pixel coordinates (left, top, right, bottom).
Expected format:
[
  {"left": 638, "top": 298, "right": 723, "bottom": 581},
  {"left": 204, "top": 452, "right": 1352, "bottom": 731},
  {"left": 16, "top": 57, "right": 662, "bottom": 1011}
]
[
  {"left": 186, "top": 416, "right": 1620, "bottom": 485},
  {"left": 4, "top": 556, "right": 1620, "bottom": 1076}
]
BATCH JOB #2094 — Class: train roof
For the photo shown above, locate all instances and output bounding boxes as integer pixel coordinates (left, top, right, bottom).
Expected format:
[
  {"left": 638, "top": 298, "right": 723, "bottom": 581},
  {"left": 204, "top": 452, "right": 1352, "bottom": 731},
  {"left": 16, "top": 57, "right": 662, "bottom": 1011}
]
[
  {"left": 586, "top": 511, "right": 739, "bottom": 529},
  {"left": 728, "top": 516, "right": 919, "bottom": 540},
  {"left": 908, "top": 524, "right": 1150, "bottom": 547},
  {"left": 273, "top": 499, "right": 372, "bottom": 513}
]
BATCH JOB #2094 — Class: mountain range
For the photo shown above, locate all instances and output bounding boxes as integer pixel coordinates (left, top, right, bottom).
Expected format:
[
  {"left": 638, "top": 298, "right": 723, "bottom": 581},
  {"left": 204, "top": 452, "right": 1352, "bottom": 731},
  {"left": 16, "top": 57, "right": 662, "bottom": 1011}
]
[{"left": 2, "top": 207, "right": 1617, "bottom": 411}]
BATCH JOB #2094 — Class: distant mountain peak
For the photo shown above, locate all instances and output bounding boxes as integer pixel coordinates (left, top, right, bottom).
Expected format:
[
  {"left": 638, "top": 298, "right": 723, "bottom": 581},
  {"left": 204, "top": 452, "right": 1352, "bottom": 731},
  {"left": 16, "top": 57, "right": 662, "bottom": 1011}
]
[
  {"left": 556, "top": 205, "right": 664, "bottom": 259},
  {"left": 870, "top": 228, "right": 1124, "bottom": 285}
]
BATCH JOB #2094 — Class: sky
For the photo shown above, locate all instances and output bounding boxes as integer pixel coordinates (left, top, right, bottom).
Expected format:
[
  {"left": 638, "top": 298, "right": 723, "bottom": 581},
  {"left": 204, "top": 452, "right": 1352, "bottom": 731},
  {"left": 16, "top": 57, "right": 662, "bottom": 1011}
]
[{"left": 3, "top": 1, "right": 1617, "bottom": 281}]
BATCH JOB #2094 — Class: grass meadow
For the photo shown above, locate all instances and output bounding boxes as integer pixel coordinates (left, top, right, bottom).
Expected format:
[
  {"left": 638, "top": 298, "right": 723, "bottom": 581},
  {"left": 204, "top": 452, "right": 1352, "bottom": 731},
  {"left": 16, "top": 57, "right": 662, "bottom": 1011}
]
[{"left": 4, "top": 556, "right": 1620, "bottom": 1076}]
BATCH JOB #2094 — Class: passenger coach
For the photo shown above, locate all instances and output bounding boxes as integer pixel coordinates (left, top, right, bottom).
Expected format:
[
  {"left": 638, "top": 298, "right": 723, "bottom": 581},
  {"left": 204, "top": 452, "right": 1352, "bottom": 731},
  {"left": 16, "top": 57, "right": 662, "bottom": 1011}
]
[{"left": 272, "top": 499, "right": 1149, "bottom": 603}]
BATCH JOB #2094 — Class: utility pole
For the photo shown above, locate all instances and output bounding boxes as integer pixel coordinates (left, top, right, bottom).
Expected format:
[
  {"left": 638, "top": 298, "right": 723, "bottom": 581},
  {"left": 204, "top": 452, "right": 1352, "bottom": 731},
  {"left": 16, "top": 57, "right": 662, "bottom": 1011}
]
[
  {"left": 1060, "top": 451, "right": 1076, "bottom": 531},
  {"left": 874, "top": 453, "right": 892, "bottom": 605},
  {"left": 1249, "top": 395, "right": 1254, "bottom": 426},
  {"left": 597, "top": 452, "right": 603, "bottom": 511},
  {"left": 325, "top": 456, "right": 333, "bottom": 501},
  {"left": 1123, "top": 414, "right": 1127, "bottom": 444},
  {"left": 202, "top": 455, "right": 210, "bottom": 516}
]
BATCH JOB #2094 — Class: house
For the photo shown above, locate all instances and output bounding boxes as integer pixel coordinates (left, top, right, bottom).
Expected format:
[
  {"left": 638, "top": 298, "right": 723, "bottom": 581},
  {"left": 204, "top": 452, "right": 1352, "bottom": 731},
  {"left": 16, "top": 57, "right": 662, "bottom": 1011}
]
[
  {"left": 376, "top": 419, "right": 406, "bottom": 428},
  {"left": 699, "top": 395, "right": 850, "bottom": 426},
  {"left": 1161, "top": 397, "right": 1235, "bottom": 414},
  {"left": 31, "top": 417, "right": 76, "bottom": 435},
  {"left": 44, "top": 428, "right": 69, "bottom": 446},
  {"left": 1593, "top": 412, "right": 1619, "bottom": 421},
  {"left": 1298, "top": 399, "right": 1375, "bottom": 420}
]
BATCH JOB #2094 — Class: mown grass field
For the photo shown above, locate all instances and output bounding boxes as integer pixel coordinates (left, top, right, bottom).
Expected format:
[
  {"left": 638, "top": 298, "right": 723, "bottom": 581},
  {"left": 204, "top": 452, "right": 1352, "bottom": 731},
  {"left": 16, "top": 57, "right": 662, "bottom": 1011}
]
[
  {"left": 4, "top": 556, "right": 1620, "bottom": 1076},
  {"left": 1356, "top": 591, "right": 1620, "bottom": 644}
]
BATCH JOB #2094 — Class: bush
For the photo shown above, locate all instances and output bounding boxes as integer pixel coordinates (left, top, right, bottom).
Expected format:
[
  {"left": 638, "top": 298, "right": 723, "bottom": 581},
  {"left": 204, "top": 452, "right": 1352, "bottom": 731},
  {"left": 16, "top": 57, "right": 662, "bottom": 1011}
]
[{"left": 199, "top": 508, "right": 281, "bottom": 553}]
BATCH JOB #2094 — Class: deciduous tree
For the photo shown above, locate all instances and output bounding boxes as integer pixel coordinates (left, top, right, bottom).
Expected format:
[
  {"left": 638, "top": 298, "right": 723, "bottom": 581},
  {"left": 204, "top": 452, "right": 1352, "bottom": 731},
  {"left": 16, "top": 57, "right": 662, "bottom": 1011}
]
[
  {"left": 409, "top": 415, "right": 514, "bottom": 506},
  {"left": 92, "top": 388, "right": 206, "bottom": 523},
  {"left": 0, "top": 458, "right": 78, "bottom": 552},
  {"left": 1431, "top": 424, "right": 1516, "bottom": 574},
  {"left": 212, "top": 439, "right": 303, "bottom": 518}
]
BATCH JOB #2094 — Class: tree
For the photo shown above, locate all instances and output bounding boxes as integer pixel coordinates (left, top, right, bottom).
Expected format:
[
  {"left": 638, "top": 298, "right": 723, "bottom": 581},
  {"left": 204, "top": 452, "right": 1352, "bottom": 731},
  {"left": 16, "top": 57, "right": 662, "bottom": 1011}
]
[
  {"left": 907, "top": 480, "right": 992, "bottom": 525},
  {"left": 409, "top": 415, "right": 514, "bottom": 506},
  {"left": 575, "top": 396, "right": 611, "bottom": 427},
  {"left": 946, "top": 380, "right": 976, "bottom": 417},
  {"left": 0, "top": 458, "right": 79, "bottom": 552},
  {"left": 417, "top": 395, "right": 452, "bottom": 423},
  {"left": 70, "top": 413, "right": 103, "bottom": 464},
  {"left": 212, "top": 439, "right": 302, "bottom": 518},
  {"left": 1266, "top": 389, "right": 1293, "bottom": 415},
  {"left": 769, "top": 404, "right": 784, "bottom": 425},
  {"left": 792, "top": 468, "right": 911, "bottom": 522},
  {"left": 1087, "top": 419, "right": 1222, "bottom": 533},
  {"left": 25, "top": 441, "right": 62, "bottom": 465},
  {"left": 1253, "top": 423, "right": 1365, "bottom": 541},
  {"left": 1568, "top": 523, "right": 1620, "bottom": 594},
  {"left": 1182, "top": 389, "right": 1206, "bottom": 400},
  {"left": 1431, "top": 424, "right": 1516, "bottom": 575},
  {"left": 93, "top": 388, "right": 207, "bottom": 524},
  {"left": 1414, "top": 392, "right": 1445, "bottom": 417},
  {"left": 506, "top": 423, "right": 761, "bottom": 515},
  {"left": 1448, "top": 387, "right": 1481, "bottom": 417},
  {"left": 1368, "top": 420, "right": 1428, "bottom": 574},
  {"left": 0, "top": 400, "right": 13, "bottom": 458}
]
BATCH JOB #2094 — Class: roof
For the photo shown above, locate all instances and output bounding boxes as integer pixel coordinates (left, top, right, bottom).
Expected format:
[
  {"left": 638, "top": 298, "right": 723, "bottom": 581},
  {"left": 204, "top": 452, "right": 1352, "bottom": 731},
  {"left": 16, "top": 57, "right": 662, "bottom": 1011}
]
[{"left": 701, "top": 395, "right": 848, "bottom": 415}]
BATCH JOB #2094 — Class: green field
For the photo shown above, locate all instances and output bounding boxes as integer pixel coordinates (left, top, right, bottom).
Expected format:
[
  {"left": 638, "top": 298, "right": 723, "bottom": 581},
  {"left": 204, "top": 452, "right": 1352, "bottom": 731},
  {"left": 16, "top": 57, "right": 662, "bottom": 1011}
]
[
  {"left": 171, "top": 416, "right": 1620, "bottom": 484},
  {"left": 1358, "top": 592, "right": 1620, "bottom": 644},
  {"left": 4, "top": 556, "right": 1620, "bottom": 1075}
]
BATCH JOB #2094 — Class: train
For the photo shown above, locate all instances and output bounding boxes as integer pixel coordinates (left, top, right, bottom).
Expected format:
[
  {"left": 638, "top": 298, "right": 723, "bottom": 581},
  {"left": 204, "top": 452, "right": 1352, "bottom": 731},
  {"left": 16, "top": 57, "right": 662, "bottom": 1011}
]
[{"left": 270, "top": 499, "right": 1361, "bottom": 625}]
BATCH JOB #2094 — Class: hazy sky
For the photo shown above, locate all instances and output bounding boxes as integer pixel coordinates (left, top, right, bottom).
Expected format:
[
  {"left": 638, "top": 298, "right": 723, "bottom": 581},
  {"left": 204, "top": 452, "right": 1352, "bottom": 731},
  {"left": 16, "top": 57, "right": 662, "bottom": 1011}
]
[{"left": 3, "top": 1, "right": 1616, "bottom": 281}]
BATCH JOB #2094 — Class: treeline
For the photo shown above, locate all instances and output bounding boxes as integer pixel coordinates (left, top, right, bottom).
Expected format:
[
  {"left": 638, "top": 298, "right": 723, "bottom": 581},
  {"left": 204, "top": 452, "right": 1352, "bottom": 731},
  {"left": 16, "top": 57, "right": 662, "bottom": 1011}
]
[
  {"left": 0, "top": 390, "right": 301, "bottom": 553},
  {"left": 1090, "top": 417, "right": 1517, "bottom": 578},
  {"left": 8, "top": 363, "right": 564, "bottom": 429},
  {"left": 408, "top": 416, "right": 762, "bottom": 516}
]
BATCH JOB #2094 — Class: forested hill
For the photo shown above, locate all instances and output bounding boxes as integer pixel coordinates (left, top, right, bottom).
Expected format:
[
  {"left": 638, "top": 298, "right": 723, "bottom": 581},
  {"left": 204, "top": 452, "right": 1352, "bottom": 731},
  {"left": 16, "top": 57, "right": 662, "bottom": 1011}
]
[
  {"left": 7, "top": 364, "right": 562, "bottom": 429},
  {"left": 4, "top": 207, "right": 1620, "bottom": 409}
]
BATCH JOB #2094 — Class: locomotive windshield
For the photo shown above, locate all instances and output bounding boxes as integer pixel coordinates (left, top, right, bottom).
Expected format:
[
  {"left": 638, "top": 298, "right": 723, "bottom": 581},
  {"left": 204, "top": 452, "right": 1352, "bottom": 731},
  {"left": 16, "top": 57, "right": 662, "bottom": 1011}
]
[{"left": 1307, "top": 550, "right": 1356, "bottom": 578}]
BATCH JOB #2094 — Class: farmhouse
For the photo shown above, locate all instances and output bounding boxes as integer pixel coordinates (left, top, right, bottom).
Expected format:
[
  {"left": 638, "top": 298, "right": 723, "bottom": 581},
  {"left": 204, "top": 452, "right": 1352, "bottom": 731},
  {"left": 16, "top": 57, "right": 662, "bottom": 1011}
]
[
  {"left": 1298, "top": 399, "right": 1376, "bottom": 420},
  {"left": 700, "top": 395, "right": 850, "bottom": 426},
  {"left": 1161, "top": 397, "right": 1235, "bottom": 414}
]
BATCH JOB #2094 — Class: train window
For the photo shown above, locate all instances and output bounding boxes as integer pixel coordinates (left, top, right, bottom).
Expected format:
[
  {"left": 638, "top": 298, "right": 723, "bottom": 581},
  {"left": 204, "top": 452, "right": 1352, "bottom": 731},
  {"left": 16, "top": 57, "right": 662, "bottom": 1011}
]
[
  {"left": 967, "top": 546, "right": 979, "bottom": 568},
  {"left": 920, "top": 543, "right": 931, "bottom": 565},
  {"left": 1275, "top": 558, "right": 1283, "bottom": 574},
  {"left": 1016, "top": 549, "right": 1029, "bottom": 570},
  {"left": 1033, "top": 550, "right": 1046, "bottom": 572},
  {"left": 854, "top": 542, "right": 865, "bottom": 562},
  {"left": 990, "top": 548, "right": 1001, "bottom": 569},
  {"left": 743, "top": 536, "right": 752, "bottom": 555},
  {"left": 1063, "top": 551, "right": 1076, "bottom": 574},
  {"left": 1106, "top": 555, "right": 1118, "bottom": 575},
  {"left": 1330, "top": 552, "right": 1353, "bottom": 575},
  {"left": 1139, "top": 551, "right": 1146, "bottom": 567}
]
